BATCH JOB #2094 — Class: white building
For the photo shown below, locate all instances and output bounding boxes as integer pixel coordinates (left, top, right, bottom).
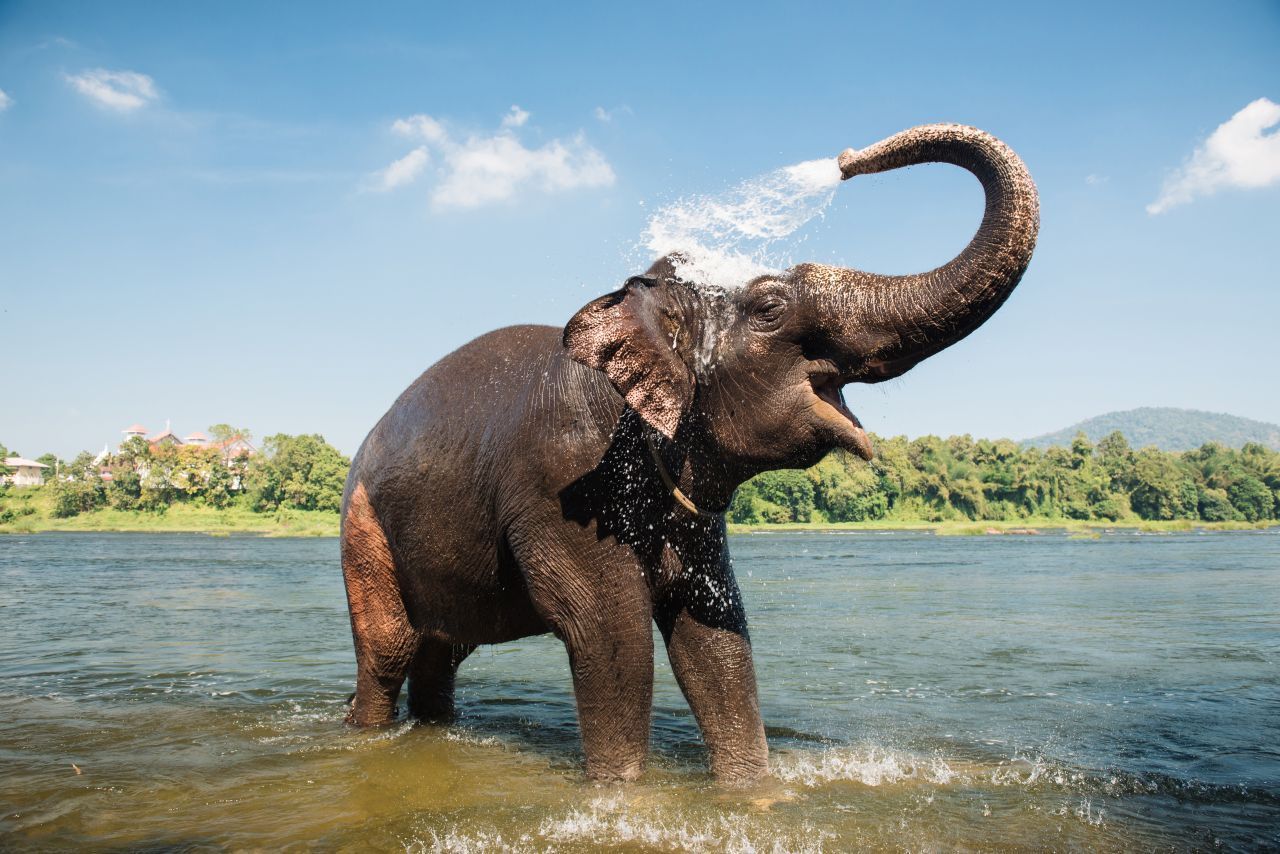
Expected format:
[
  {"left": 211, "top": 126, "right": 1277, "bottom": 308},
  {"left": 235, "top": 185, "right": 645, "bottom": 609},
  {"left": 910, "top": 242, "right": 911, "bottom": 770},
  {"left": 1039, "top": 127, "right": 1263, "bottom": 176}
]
[{"left": 4, "top": 457, "right": 49, "bottom": 487}]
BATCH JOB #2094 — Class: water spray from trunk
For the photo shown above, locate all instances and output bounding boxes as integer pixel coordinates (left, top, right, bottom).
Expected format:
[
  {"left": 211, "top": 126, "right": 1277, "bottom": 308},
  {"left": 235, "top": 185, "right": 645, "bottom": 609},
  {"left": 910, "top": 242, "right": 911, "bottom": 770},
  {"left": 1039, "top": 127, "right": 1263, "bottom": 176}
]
[{"left": 641, "top": 157, "right": 843, "bottom": 289}]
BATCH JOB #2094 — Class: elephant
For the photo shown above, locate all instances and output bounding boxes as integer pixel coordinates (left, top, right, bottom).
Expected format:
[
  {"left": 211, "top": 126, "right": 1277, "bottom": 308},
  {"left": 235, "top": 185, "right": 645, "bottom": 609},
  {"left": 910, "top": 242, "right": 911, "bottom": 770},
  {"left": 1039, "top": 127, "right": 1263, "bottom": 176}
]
[{"left": 339, "top": 123, "right": 1039, "bottom": 782}]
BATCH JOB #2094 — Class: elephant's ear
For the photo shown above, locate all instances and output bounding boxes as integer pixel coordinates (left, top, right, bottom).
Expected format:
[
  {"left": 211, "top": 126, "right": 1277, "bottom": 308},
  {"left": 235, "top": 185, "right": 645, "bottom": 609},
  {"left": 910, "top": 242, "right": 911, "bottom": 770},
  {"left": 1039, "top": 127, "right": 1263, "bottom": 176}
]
[{"left": 563, "top": 276, "right": 694, "bottom": 438}]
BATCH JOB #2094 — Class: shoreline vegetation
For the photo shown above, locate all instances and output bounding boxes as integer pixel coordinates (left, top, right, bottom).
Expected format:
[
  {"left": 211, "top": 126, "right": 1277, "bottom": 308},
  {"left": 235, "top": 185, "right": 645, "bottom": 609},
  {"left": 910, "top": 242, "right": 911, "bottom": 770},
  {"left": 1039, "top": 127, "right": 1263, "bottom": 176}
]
[
  {"left": 0, "top": 498, "right": 340, "bottom": 537},
  {"left": 728, "top": 518, "right": 1276, "bottom": 536},
  {"left": 0, "top": 501, "right": 1273, "bottom": 538},
  {"left": 4, "top": 428, "right": 1279, "bottom": 538}
]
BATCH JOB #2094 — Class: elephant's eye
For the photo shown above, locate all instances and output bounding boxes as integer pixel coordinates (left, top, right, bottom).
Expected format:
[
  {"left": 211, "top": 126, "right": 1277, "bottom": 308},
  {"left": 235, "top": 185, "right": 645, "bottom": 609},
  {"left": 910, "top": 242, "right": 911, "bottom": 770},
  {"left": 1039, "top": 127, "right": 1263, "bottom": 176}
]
[{"left": 750, "top": 296, "right": 788, "bottom": 331}]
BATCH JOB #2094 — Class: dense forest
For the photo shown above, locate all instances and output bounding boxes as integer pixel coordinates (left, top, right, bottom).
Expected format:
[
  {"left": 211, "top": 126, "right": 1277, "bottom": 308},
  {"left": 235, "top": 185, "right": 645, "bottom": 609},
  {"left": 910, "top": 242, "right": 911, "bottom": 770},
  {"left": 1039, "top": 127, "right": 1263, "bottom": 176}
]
[
  {"left": 729, "top": 431, "right": 1280, "bottom": 525},
  {"left": 4, "top": 429, "right": 1279, "bottom": 527}
]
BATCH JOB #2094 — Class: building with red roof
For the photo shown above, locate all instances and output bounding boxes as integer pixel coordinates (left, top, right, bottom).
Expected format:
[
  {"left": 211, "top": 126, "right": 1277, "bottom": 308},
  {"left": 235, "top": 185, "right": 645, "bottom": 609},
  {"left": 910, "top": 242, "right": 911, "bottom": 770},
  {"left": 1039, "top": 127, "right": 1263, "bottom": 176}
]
[
  {"left": 212, "top": 434, "right": 257, "bottom": 461},
  {"left": 116, "top": 422, "right": 255, "bottom": 458},
  {"left": 148, "top": 428, "right": 182, "bottom": 447}
]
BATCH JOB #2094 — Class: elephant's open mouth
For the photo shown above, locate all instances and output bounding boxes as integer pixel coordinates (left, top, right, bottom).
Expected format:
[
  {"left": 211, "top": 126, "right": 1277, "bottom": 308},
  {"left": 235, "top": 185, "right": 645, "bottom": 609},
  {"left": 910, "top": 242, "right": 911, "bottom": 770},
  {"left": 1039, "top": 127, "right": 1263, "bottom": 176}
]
[{"left": 809, "top": 369, "right": 874, "bottom": 461}]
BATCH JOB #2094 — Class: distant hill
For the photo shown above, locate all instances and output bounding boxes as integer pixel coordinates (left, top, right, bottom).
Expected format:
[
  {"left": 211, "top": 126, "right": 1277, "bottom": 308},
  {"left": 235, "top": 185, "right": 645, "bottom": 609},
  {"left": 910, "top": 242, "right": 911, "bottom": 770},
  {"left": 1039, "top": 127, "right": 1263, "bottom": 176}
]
[{"left": 1022, "top": 407, "right": 1280, "bottom": 452}]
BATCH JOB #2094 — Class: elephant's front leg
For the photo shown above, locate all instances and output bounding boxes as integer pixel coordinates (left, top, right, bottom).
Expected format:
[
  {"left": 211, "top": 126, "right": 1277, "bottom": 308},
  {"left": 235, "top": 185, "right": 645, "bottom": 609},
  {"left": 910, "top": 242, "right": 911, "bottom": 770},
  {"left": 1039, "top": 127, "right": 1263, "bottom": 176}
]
[
  {"left": 657, "top": 574, "right": 768, "bottom": 783},
  {"left": 519, "top": 534, "right": 656, "bottom": 780},
  {"left": 562, "top": 606, "right": 655, "bottom": 781}
]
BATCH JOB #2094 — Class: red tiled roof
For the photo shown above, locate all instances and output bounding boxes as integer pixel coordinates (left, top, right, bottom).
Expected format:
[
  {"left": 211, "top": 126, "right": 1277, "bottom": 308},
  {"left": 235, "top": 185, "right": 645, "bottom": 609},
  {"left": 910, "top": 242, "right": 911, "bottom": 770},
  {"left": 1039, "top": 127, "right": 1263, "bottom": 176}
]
[
  {"left": 184, "top": 432, "right": 209, "bottom": 441},
  {"left": 213, "top": 435, "right": 257, "bottom": 455},
  {"left": 123, "top": 424, "right": 149, "bottom": 434}
]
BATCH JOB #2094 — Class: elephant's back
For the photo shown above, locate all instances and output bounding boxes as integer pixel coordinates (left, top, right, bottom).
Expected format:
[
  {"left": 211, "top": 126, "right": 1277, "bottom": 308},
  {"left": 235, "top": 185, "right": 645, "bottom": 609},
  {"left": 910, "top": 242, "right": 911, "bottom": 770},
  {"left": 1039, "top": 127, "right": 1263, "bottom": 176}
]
[
  {"left": 399, "top": 323, "right": 565, "bottom": 431},
  {"left": 347, "top": 324, "right": 565, "bottom": 503}
]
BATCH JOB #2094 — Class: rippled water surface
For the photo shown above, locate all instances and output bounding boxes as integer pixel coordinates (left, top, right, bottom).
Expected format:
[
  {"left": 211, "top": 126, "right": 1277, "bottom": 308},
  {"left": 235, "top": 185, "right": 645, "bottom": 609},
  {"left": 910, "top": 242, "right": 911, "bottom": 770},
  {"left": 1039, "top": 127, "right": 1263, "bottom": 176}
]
[{"left": 2, "top": 530, "right": 1277, "bottom": 851}]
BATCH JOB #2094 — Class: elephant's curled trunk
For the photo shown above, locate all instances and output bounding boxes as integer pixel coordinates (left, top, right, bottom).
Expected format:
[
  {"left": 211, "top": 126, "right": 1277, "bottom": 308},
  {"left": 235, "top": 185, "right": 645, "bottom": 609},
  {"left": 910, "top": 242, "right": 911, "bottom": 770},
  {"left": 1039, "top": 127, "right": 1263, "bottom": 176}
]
[{"left": 799, "top": 123, "right": 1039, "bottom": 381}]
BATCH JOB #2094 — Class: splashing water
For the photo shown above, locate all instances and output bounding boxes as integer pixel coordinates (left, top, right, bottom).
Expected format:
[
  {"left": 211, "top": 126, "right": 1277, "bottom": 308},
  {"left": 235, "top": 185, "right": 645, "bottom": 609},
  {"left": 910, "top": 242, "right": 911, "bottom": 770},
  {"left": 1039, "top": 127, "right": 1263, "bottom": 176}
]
[{"left": 642, "top": 157, "right": 843, "bottom": 289}]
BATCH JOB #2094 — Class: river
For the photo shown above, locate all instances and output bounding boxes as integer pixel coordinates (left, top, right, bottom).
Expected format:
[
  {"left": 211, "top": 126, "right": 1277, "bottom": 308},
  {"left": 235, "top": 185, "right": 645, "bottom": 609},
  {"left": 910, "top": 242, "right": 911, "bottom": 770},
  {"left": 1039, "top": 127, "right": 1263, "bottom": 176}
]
[{"left": 1, "top": 530, "right": 1277, "bottom": 851}]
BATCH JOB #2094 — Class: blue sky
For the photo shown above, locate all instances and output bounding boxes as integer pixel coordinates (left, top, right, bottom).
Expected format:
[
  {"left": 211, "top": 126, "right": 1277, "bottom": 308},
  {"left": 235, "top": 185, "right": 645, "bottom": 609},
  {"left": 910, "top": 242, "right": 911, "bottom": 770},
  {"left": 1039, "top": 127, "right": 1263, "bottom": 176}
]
[{"left": 2, "top": 0, "right": 1278, "bottom": 459}]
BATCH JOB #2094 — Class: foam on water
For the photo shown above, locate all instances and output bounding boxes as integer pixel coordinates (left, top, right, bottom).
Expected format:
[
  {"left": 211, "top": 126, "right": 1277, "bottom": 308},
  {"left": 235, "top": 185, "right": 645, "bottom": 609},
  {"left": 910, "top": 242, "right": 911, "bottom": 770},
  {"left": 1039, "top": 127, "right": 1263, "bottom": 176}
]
[
  {"left": 413, "top": 794, "right": 830, "bottom": 854},
  {"left": 539, "top": 795, "right": 829, "bottom": 853},
  {"left": 772, "top": 746, "right": 960, "bottom": 788},
  {"left": 642, "top": 157, "right": 842, "bottom": 289}
]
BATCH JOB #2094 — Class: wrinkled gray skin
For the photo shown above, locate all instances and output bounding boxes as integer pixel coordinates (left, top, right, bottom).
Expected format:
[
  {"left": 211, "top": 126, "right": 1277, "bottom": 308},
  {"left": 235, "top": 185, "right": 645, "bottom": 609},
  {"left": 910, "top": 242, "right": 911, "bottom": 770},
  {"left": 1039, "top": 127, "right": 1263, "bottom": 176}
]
[{"left": 341, "top": 124, "right": 1039, "bottom": 782}]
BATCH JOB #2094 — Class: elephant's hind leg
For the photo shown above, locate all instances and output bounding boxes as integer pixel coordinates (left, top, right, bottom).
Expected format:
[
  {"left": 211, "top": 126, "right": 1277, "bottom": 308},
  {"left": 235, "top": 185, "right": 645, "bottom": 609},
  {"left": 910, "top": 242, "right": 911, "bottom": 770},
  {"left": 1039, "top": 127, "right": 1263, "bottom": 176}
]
[
  {"left": 342, "top": 482, "right": 420, "bottom": 726},
  {"left": 408, "top": 640, "right": 475, "bottom": 722}
]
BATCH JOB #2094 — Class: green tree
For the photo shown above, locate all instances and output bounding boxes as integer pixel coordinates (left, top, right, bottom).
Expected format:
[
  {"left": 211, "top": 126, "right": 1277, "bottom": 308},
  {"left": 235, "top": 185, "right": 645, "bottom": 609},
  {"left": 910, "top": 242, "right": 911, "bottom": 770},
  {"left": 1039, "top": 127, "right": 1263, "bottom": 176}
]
[
  {"left": 50, "top": 455, "right": 105, "bottom": 517},
  {"left": 1197, "top": 487, "right": 1241, "bottom": 522},
  {"left": 946, "top": 434, "right": 975, "bottom": 463},
  {"left": 248, "top": 434, "right": 350, "bottom": 512},
  {"left": 104, "top": 438, "right": 150, "bottom": 510},
  {"left": 51, "top": 479, "right": 103, "bottom": 517},
  {"left": 868, "top": 435, "right": 918, "bottom": 514},
  {"left": 1240, "top": 443, "right": 1280, "bottom": 489},
  {"left": 1129, "top": 447, "right": 1197, "bottom": 520},
  {"left": 169, "top": 446, "right": 227, "bottom": 503},
  {"left": 106, "top": 467, "right": 143, "bottom": 510},
  {"left": 1096, "top": 431, "right": 1135, "bottom": 493},
  {"left": 35, "top": 453, "right": 60, "bottom": 483},
  {"left": 907, "top": 436, "right": 956, "bottom": 519},
  {"left": 63, "top": 451, "right": 99, "bottom": 481},
  {"left": 750, "top": 469, "right": 815, "bottom": 523},
  {"left": 139, "top": 444, "right": 179, "bottom": 511},
  {"left": 809, "top": 452, "right": 887, "bottom": 522},
  {"left": 727, "top": 481, "right": 764, "bottom": 524},
  {"left": 1239, "top": 443, "right": 1280, "bottom": 518},
  {"left": 209, "top": 424, "right": 253, "bottom": 444},
  {"left": 117, "top": 436, "right": 152, "bottom": 467},
  {"left": 1228, "top": 475, "right": 1273, "bottom": 521},
  {"left": 1070, "top": 432, "right": 1094, "bottom": 469},
  {"left": 976, "top": 438, "right": 1033, "bottom": 517},
  {"left": 203, "top": 458, "right": 236, "bottom": 508}
]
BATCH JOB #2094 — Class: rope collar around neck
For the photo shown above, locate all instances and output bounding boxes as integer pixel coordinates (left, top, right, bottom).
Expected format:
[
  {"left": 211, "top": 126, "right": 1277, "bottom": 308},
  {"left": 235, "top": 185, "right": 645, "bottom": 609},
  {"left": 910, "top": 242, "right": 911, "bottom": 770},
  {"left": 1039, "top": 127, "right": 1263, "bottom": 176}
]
[{"left": 644, "top": 430, "right": 724, "bottom": 518}]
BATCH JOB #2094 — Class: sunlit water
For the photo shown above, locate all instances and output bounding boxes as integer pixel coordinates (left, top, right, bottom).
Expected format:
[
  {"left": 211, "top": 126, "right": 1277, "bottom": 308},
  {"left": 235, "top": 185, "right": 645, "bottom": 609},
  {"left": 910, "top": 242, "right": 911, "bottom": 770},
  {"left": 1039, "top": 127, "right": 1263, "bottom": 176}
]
[{"left": 2, "top": 530, "right": 1277, "bottom": 851}]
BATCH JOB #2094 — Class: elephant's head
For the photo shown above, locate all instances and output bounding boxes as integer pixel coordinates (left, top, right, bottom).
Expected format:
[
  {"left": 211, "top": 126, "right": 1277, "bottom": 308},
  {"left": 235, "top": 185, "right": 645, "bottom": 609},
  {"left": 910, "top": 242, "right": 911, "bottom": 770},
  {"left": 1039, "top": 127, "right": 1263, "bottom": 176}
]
[{"left": 564, "top": 124, "right": 1038, "bottom": 484}]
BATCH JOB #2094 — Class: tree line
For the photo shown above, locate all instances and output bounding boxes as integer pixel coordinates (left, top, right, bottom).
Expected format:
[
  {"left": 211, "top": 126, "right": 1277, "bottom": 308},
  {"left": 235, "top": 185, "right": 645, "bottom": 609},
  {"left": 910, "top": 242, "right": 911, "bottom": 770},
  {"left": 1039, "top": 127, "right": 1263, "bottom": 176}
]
[
  {"left": 730, "top": 432, "right": 1280, "bottom": 525},
  {"left": 6, "top": 429, "right": 1279, "bottom": 526},
  {"left": 0, "top": 431, "right": 350, "bottom": 520}
]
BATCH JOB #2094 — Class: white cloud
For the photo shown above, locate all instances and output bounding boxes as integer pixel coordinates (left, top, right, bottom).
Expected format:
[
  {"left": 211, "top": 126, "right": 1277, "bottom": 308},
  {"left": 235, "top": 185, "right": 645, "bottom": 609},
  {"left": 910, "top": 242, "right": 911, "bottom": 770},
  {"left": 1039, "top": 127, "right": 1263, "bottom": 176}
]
[
  {"left": 0, "top": 89, "right": 12, "bottom": 112},
  {"left": 374, "top": 146, "right": 430, "bottom": 191},
  {"left": 1085, "top": 173, "right": 1108, "bottom": 186},
  {"left": 1148, "top": 97, "right": 1280, "bottom": 214},
  {"left": 501, "top": 105, "right": 530, "bottom": 128},
  {"left": 376, "top": 107, "right": 615, "bottom": 209},
  {"left": 433, "top": 132, "right": 614, "bottom": 209},
  {"left": 593, "top": 105, "right": 632, "bottom": 123},
  {"left": 392, "top": 113, "right": 447, "bottom": 144},
  {"left": 65, "top": 68, "right": 159, "bottom": 112}
]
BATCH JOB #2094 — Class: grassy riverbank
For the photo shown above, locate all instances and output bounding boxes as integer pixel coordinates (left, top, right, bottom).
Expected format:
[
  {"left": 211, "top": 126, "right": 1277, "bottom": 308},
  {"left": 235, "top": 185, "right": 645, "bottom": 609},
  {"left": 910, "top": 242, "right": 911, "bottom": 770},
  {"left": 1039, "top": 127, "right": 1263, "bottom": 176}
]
[
  {"left": 3, "top": 488, "right": 1272, "bottom": 538},
  {"left": 726, "top": 518, "right": 1276, "bottom": 536},
  {"left": 0, "top": 489, "right": 338, "bottom": 537}
]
